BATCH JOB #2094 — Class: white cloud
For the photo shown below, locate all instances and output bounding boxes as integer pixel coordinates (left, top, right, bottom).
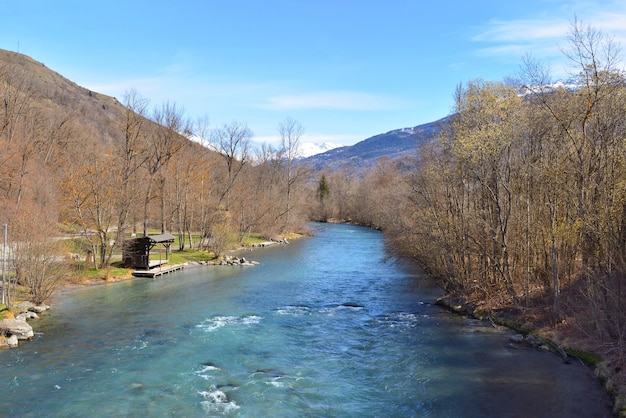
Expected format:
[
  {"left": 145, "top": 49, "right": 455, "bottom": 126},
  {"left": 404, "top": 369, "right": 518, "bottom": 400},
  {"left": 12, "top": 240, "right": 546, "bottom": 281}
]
[
  {"left": 471, "top": 5, "right": 626, "bottom": 62},
  {"left": 593, "top": 12, "right": 626, "bottom": 33},
  {"left": 471, "top": 18, "right": 570, "bottom": 62},
  {"left": 253, "top": 132, "right": 364, "bottom": 147},
  {"left": 472, "top": 19, "right": 570, "bottom": 43},
  {"left": 260, "top": 91, "right": 414, "bottom": 111},
  {"left": 475, "top": 43, "right": 562, "bottom": 60}
]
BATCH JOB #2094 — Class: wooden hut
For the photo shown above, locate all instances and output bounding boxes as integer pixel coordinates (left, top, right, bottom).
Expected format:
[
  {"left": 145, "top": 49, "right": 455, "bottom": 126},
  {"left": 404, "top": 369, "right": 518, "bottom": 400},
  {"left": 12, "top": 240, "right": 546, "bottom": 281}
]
[{"left": 122, "top": 234, "right": 175, "bottom": 270}]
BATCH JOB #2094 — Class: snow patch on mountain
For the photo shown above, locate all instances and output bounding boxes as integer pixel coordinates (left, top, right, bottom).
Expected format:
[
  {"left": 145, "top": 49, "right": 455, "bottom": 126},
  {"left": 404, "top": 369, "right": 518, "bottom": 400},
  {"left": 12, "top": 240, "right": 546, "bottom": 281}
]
[
  {"left": 518, "top": 79, "right": 580, "bottom": 96},
  {"left": 298, "top": 142, "right": 343, "bottom": 158}
]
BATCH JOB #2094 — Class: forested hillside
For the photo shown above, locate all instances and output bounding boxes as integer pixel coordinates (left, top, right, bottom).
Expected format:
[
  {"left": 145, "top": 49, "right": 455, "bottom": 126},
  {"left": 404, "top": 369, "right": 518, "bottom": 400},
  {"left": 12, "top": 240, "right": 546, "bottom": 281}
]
[{"left": 0, "top": 49, "right": 314, "bottom": 305}]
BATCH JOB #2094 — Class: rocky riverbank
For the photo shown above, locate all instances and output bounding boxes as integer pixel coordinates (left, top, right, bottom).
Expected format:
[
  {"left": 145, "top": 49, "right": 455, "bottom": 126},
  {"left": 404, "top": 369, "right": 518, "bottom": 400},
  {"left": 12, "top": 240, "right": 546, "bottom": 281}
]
[
  {"left": 436, "top": 293, "right": 626, "bottom": 417},
  {"left": 0, "top": 252, "right": 263, "bottom": 349},
  {"left": 0, "top": 301, "right": 50, "bottom": 348},
  {"left": 193, "top": 255, "right": 260, "bottom": 267}
]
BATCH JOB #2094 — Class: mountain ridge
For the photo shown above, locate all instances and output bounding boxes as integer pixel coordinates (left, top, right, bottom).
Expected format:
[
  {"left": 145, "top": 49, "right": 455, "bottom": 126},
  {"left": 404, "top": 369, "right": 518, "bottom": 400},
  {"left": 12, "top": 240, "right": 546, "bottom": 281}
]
[
  {"left": 1, "top": 48, "right": 448, "bottom": 172},
  {"left": 304, "top": 116, "right": 450, "bottom": 171}
]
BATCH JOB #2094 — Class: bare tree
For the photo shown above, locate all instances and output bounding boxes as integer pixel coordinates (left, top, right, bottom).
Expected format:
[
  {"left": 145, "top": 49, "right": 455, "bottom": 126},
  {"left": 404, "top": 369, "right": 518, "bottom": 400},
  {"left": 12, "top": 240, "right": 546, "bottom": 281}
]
[
  {"left": 12, "top": 181, "right": 66, "bottom": 305},
  {"left": 114, "top": 89, "right": 150, "bottom": 252},
  {"left": 211, "top": 122, "right": 252, "bottom": 210},
  {"left": 142, "top": 101, "right": 188, "bottom": 235},
  {"left": 277, "top": 117, "right": 305, "bottom": 232}
]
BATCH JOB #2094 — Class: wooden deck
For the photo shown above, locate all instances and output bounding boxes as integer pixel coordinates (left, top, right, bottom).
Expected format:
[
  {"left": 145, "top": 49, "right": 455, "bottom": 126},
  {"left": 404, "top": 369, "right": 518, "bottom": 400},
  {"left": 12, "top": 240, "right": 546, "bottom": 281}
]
[
  {"left": 148, "top": 259, "right": 168, "bottom": 268},
  {"left": 132, "top": 263, "right": 184, "bottom": 278}
]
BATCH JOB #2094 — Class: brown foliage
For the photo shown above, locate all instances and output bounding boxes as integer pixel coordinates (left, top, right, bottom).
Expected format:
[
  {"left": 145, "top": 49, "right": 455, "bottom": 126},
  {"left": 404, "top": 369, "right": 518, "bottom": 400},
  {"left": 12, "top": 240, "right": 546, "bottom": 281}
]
[
  {"left": 341, "top": 22, "right": 626, "bottom": 367},
  {"left": 0, "top": 48, "right": 315, "bottom": 283}
]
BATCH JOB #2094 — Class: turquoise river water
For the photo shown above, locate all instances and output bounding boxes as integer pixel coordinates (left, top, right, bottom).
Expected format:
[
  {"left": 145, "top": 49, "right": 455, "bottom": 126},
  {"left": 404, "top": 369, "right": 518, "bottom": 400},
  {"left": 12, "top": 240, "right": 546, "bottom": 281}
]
[{"left": 0, "top": 223, "right": 614, "bottom": 417}]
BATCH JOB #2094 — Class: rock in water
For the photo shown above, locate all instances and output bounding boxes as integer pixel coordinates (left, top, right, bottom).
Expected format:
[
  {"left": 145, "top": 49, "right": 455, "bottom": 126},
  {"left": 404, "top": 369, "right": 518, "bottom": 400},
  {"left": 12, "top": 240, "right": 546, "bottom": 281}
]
[
  {"left": 7, "top": 334, "right": 18, "bottom": 347},
  {"left": 17, "top": 301, "right": 49, "bottom": 314},
  {"left": 0, "top": 319, "right": 34, "bottom": 340},
  {"left": 17, "top": 301, "right": 35, "bottom": 313}
]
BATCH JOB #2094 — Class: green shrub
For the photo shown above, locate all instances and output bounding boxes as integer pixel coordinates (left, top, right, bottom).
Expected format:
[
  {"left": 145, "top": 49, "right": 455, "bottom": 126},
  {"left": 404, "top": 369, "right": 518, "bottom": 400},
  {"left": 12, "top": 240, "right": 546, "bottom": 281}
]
[{"left": 565, "top": 348, "right": 601, "bottom": 366}]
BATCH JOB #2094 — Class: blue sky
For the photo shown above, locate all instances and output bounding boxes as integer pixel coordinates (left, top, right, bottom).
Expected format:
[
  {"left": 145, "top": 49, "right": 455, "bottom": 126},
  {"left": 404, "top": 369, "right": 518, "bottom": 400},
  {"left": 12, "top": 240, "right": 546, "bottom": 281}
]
[{"left": 1, "top": 1, "right": 625, "bottom": 148}]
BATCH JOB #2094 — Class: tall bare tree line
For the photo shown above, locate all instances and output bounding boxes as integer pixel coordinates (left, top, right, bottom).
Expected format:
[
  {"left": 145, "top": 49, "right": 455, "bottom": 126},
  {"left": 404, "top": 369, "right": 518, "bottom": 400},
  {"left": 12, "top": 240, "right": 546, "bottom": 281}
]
[
  {"left": 59, "top": 102, "right": 313, "bottom": 263},
  {"left": 323, "top": 21, "right": 626, "bottom": 353},
  {"left": 0, "top": 51, "right": 312, "bottom": 305},
  {"left": 0, "top": 52, "right": 73, "bottom": 305}
]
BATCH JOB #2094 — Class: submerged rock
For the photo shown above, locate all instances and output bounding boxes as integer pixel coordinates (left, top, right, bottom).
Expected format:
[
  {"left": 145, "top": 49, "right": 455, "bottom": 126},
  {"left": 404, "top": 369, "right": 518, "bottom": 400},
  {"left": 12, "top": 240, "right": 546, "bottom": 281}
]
[
  {"left": 254, "top": 368, "right": 286, "bottom": 377},
  {"left": 339, "top": 302, "right": 364, "bottom": 309}
]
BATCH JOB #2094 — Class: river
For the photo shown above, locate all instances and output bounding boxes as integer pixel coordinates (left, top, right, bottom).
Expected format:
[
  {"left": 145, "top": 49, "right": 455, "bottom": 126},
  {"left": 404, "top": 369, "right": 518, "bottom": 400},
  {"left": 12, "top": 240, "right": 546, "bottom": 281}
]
[{"left": 0, "top": 223, "right": 614, "bottom": 417}]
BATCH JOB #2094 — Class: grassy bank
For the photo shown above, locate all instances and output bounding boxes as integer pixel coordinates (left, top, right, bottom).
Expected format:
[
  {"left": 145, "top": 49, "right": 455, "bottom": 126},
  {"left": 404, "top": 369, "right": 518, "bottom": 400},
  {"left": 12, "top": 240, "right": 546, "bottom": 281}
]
[{"left": 62, "top": 232, "right": 288, "bottom": 284}]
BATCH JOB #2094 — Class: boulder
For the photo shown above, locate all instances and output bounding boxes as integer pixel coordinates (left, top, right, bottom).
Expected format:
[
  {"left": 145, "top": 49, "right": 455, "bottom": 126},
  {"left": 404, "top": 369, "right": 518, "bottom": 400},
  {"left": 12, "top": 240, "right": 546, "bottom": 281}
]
[
  {"left": 17, "top": 301, "right": 49, "bottom": 314},
  {"left": 7, "top": 334, "right": 18, "bottom": 347},
  {"left": 31, "top": 304, "right": 50, "bottom": 313},
  {"left": 15, "top": 312, "right": 38, "bottom": 321},
  {"left": 525, "top": 335, "right": 540, "bottom": 347},
  {"left": 17, "top": 301, "right": 35, "bottom": 313},
  {"left": 0, "top": 319, "right": 34, "bottom": 340}
]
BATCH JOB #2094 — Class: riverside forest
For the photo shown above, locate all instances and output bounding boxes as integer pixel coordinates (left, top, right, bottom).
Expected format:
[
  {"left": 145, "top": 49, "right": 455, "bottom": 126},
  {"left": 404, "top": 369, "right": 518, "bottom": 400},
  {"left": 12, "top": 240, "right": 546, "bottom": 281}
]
[{"left": 1, "top": 21, "right": 626, "bottom": 414}]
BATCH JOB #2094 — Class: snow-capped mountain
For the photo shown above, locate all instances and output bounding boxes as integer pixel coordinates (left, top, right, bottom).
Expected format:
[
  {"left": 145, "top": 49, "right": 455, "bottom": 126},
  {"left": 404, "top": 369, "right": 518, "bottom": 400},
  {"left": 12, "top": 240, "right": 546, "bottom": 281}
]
[
  {"left": 518, "top": 79, "right": 580, "bottom": 96},
  {"left": 298, "top": 142, "right": 343, "bottom": 158},
  {"left": 187, "top": 133, "right": 341, "bottom": 159},
  {"left": 304, "top": 116, "right": 451, "bottom": 171}
]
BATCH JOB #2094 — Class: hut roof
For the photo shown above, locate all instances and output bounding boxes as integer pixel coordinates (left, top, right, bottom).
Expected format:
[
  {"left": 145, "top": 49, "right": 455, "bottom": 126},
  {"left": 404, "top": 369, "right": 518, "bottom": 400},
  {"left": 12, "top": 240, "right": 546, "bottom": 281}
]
[{"left": 148, "top": 233, "right": 175, "bottom": 243}]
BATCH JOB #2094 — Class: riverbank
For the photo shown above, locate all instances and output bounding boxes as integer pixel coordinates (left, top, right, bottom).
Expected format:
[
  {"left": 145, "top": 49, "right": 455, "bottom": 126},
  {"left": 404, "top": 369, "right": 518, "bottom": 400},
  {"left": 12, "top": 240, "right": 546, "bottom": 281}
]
[
  {"left": 2, "top": 221, "right": 616, "bottom": 416},
  {"left": 1, "top": 227, "right": 620, "bottom": 416},
  {"left": 436, "top": 293, "right": 626, "bottom": 417},
  {"left": 0, "top": 248, "right": 267, "bottom": 348}
]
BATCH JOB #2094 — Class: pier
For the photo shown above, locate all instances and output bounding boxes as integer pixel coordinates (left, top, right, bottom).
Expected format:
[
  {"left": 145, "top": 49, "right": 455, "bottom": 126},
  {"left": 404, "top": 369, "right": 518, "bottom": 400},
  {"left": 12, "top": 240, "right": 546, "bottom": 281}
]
[{"left": 132, "top": 263, "right": 184, "bottom": 278}]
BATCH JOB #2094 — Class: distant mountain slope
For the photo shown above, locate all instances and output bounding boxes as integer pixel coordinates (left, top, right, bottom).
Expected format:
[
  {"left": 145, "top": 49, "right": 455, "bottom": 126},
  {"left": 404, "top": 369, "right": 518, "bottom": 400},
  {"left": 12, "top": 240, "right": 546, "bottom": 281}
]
[
  {"left": 1, "top": 48, "right": 448, "bottom": 174},
  {"left": 0, "top": 49, "right": 131, "bottom": 145},
  {"left": 304, "top": 116, "right": 451, "bottom": 171}
]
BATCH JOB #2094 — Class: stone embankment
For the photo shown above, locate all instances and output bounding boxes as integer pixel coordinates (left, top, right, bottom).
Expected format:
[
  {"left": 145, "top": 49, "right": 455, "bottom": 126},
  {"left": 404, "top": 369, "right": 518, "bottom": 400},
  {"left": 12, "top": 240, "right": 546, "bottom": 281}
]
[
  {"left": 0, "top": 301, "right": 50, "bottom": 348},
  {"left": 189, "top": 255, "right": 260, "bottom": 267},
  {"left": 249, "top": 238, "right": 289, "bottom": 248},
  {"left": 186, "top": 239, "right": 291, "bottom": 268}
]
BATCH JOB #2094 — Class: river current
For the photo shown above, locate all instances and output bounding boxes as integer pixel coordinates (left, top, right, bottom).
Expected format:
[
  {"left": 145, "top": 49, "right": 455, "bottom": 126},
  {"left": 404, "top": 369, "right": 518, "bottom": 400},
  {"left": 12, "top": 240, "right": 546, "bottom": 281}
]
[{"left": 0, "top": 223, "right": 613, "bottom": 417}]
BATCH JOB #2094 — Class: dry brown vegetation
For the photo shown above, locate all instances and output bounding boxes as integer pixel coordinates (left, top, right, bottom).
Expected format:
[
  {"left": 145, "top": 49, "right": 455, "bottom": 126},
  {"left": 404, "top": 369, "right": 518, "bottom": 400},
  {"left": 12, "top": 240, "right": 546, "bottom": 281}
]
[
  {"left": 0, "top": 49, "right": 313, "bottom": 308},
  {"left": 313, "top": 21, "right": 626, "bottom": 414}
]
